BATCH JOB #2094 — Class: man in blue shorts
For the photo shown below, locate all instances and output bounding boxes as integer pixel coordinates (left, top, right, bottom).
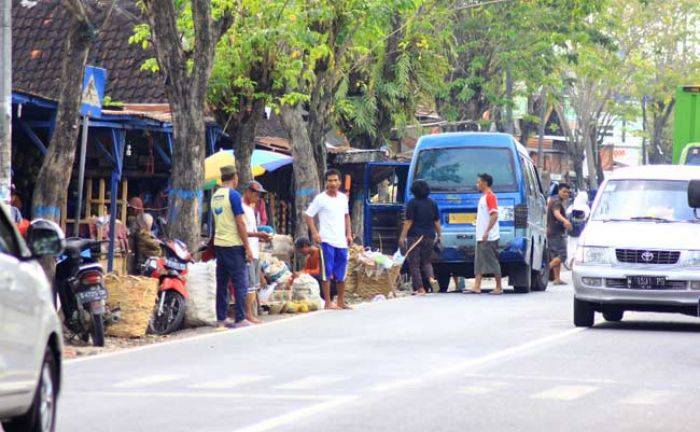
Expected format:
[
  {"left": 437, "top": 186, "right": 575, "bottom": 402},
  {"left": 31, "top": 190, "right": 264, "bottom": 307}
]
[{"left": 305, "top": 169, "right": 354, "bottom": 310}]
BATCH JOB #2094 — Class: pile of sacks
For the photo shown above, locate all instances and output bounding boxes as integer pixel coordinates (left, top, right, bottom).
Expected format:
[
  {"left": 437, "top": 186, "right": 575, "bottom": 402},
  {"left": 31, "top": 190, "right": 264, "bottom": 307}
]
[{"left": 260, "top": 253, "right": 324, "bottom": 314}]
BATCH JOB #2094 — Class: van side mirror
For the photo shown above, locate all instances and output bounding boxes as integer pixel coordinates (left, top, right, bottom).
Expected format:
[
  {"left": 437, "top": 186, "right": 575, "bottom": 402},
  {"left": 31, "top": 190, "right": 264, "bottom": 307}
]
[
  {"left": 688, "top": 180, "right": 700, "bottom": 209},
  {"left": 26, "top": 219, "right": 65, "bottom": 258}
]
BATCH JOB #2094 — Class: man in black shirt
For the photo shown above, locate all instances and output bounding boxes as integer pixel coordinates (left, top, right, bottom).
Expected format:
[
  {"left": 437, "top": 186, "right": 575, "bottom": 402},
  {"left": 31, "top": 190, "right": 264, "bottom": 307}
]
[
  {"left": 399, "top": 180, "right": 442, "bottom": 295},
  {"left": 547, "top": 183, "right": 572, "bottom": 285}
]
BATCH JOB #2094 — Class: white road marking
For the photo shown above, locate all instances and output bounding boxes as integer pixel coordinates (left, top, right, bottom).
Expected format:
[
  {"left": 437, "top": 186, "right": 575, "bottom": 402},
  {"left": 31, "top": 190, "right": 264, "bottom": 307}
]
[
  {"left": 532, "top": 385, "right": 599, "bottom": 401},
  {"left": 620, "top": 390, "right": 675, "bottom": 405},
  {"left": 230, "top": 396, "right": 359, "bottom": 432},
  {"left": 227, "top": 328, "right": 584, "bottom": 432},
  {"left": 114, "top": 374, "right": 185, "bottom": 388},
  {"left": 64, "top": 391, "right": 333, "bottom": 401},
  {"left": 192, "top": 375, "right": 271, "bottom": 389},
  {"left": 457, "top": 382, "right": 509, "bottom": 395},
  {"left": 274, "top": 375, "right": 348, "bottom": 390},
  {"left": 464, "top": 373, "right": 617, "bottom": 385}
]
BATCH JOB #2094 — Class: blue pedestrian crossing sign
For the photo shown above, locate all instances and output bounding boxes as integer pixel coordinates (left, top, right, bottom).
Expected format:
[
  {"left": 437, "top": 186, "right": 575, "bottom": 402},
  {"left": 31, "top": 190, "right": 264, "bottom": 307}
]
[{"left": 81, "top": 66, "right": 107, "bottom": 117}]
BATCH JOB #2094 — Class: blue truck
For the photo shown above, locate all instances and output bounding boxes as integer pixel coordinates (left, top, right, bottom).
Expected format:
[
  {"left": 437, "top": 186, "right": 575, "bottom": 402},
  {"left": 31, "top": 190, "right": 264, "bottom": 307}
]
[{"left": 364, "top": 132, "right": 549, "bottom": 293}]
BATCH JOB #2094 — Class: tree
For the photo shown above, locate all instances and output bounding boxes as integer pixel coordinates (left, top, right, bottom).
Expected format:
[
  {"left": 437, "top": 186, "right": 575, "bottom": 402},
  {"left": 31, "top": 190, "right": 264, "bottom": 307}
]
[
  {"left": 135, "top": 0, "right": 235, "bottom": 251},
  {"left": 32, "top": 1, "right": 115, "bottom": 222}
]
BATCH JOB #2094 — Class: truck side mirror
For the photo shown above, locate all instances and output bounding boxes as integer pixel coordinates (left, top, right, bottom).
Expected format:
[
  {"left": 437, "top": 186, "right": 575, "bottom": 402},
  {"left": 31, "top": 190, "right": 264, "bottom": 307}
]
[{"left": 688, "top": 180, "right": 700, "bottom": 208}]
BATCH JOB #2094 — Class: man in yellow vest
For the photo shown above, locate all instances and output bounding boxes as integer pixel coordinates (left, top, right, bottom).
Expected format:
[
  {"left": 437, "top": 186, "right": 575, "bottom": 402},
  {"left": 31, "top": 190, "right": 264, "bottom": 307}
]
[{"left": 211, "top": 165, "right": 254, "bottom": 328}]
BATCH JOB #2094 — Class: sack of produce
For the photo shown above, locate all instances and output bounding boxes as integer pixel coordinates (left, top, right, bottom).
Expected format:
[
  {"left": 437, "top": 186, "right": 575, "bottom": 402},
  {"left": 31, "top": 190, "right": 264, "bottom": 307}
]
[
  {"left": 105, "top": 274, "right": 158, "bottom": 338},
  {"left": 185, "top": 261, "right": 218, "bottom": 327},
  {"left": 265, "top": 234, "right": 294, "bottom": 263},
  {"left": 291, "top": 274, "right": 323, "bottom": 307},
  {"left": 261, "top": 256, "right": 291, "bottom": 283}
]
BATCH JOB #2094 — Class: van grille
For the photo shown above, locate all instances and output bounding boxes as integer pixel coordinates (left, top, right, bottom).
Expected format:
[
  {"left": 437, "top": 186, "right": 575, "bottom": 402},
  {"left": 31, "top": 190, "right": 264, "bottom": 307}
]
[{"left": 615, "top": 249, "right": 680, "bottom": 265}]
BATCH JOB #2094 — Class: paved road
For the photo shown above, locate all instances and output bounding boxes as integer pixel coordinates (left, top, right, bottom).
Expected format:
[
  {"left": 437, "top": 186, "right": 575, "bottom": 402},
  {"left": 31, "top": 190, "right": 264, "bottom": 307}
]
[{"left": 57, "top": 279, "right": 700, "bottom": 432}]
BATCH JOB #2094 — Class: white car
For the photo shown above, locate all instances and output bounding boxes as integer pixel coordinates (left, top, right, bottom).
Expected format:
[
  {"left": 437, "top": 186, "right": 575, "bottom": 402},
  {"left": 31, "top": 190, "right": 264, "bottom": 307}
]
[
  {"left": 573, "top": 165, "right": 700, "bottom": 326},
  {"left": 0, "top": 205, "right": 65, "bottom": 432}
]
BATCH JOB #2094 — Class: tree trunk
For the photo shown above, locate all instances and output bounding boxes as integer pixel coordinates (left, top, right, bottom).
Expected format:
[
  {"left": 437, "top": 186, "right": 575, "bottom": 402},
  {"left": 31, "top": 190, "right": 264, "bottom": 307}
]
[
  {"left": 583, "top": 130, "right": 599, "bottom": 189},
  {"left": 231, "top": 99, "right": 265, "bottom": 190},
  {"left": 281, "top": 104, "right": 320, "bottom": 240},
  {"left": 167, "top": 101, "right": 205, "bottom": 251},
  {"left": 31, "top": 17, "right": 91, "bottom": 222}
]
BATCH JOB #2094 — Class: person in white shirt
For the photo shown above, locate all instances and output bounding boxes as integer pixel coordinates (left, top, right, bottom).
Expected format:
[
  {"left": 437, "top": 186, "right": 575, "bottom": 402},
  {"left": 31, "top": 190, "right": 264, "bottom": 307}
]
[
  {"left": 467, "top": 173, "right": 503, "bottom": 295},
  {"left": 243, "top": 181, "right": 273, "bottom": 324},
  {"left": 305, "top": 169, "right": 354, "bottom": 310}
]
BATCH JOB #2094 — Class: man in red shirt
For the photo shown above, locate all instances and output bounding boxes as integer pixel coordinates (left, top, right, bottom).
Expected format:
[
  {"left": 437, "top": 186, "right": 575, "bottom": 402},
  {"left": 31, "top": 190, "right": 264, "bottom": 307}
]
[{"left": 467, "top": 173, "right": 503, "bottom": 295}]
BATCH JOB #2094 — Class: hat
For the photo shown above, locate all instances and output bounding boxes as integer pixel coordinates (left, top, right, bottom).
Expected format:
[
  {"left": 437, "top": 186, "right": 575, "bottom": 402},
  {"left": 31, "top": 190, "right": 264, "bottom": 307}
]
[
  {"left": 245, "top": 180, "right": 267, "bottom": 194},
  {"left": 220, "top": 165, "right": 237, "bottom": 177}
]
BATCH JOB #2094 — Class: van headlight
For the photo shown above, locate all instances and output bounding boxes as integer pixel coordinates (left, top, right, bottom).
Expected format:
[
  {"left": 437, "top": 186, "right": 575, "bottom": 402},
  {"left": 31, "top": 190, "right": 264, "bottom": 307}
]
[
  {"left": 499, "top": 206, "right": 514, "bottom": 222},
  {"left": 683, "top": 250, "right": 700, "bottom": 267},
  {"left": 575, "top": 246, "right": 613, "bottom": 265}
]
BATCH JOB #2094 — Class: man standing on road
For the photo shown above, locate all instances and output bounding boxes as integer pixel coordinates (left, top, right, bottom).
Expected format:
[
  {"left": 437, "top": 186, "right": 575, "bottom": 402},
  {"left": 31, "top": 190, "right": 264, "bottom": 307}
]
[
  {"left": 211, "top": 166, "right": 254, "bottom": 328},
  {"left": 305, "top": 169, "right": 354, "bottom": 310},
  {"left": 547, "top": 182, "right": 572, "bottom": 285},
  {"left": 467, "top": 173, "right": 503, "bottom": 295},
  {"left": 242, "top": 181, "right": 273, "bottom": 324}
]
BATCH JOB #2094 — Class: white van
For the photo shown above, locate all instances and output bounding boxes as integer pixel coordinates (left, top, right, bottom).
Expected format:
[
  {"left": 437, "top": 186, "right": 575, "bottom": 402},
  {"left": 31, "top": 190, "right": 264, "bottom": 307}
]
[{"left": 573, "top": 165, "right": 700, "bottom": 326}]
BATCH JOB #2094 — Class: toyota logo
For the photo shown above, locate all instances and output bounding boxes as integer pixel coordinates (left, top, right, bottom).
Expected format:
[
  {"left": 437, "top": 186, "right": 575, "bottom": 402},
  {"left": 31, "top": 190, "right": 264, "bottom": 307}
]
[{"left": 641, "top": 251, "right": 655, "bottom": 263}]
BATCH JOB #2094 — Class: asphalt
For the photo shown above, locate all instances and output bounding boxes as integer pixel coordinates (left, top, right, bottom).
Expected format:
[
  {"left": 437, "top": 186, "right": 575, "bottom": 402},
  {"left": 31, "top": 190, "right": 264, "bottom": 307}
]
[{"left": 55, "top": 277, "right": 700, "bottom": 432}]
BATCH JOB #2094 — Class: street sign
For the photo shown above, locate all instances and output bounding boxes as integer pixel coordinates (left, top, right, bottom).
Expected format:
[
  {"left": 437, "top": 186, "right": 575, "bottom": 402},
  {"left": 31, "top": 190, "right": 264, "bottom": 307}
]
[{"left": 80, "top": 66, "right": 107, "bottom": 117}]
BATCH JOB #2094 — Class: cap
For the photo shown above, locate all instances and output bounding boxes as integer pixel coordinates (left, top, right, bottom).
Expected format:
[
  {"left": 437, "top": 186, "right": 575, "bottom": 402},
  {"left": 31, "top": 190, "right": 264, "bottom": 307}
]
[
  {"left": 220, "top": 165, "right": 237, "bottom": 177},
  {"left": 245, "top": 180, "right": 267, "bottom": 194}
]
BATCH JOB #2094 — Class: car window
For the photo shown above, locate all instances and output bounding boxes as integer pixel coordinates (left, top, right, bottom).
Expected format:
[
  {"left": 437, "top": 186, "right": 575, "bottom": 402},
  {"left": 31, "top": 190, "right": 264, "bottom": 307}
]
[
  {"left": 520, "top": 157, "right": 534, "bottom": 197},
  {"left": 0, "top": 206, "right": 20, "bottom": 256}
]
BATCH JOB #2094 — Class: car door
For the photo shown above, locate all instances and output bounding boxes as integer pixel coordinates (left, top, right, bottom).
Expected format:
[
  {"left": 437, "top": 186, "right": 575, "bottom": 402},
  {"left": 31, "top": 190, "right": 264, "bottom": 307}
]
[
  {"left": 529, "top": 163, "right": 547, "bottom": 267},
  {"left": 0, "top": 206, "right": 43, "bottom": 406}
]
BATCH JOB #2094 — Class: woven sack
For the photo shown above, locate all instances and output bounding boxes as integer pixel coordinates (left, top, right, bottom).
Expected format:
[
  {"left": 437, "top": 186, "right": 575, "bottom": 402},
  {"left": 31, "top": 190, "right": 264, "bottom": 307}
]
[
  {"left": 355, "top": 265, "right": 401, "bottom": 299},
  {"left": 105, "top": 274, "right": 158, "bottom": 338},
  {"left": 185, "top": 261, "right": 217, "bottom": 327}
]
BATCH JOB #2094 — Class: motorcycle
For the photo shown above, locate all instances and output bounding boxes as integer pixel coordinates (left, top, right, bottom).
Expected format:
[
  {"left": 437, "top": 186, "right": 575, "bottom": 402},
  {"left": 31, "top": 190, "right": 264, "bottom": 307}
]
[
  {"left": 143, "top": 238, "right": 192, "bottom": 335},
  {"left": 54, "top": 237, "right": 108, "bottom": 347}
]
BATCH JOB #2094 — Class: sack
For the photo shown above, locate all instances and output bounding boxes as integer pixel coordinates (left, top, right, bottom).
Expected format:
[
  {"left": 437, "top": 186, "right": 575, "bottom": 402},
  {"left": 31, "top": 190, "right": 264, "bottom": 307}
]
[
  {"left": 185, "top": 261, "right": 217, "bottom": 327},
  {"left": 266, "top": 235, "right": 294, "bottom": 263},
  {"left": 291, "top": 274, "right": 323, "bottom": 308},
  {"left": 105, "top": 274, "right": 159, "bottom": 338},
  {"left": 261, "top": 256, "right": 291, "bottom": 283}
]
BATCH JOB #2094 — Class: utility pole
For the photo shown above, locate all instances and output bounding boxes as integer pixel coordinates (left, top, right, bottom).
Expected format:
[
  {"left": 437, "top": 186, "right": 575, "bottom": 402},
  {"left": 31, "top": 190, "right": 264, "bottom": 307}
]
[{"left": 0, "top": 0, "right": 11, "bottom": 204}]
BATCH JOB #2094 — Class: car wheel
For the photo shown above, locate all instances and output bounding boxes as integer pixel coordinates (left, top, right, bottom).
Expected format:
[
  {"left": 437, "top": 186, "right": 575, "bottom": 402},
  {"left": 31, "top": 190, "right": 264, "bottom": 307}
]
[
  {"left": 2, "top": 347, "right": 58, "bottom": 432},
  {"left": 573, "top": 297, "right": 595, "bottom": 327},
  {"left": 603, "top": 309, "right": 624, "bottom": 322}
]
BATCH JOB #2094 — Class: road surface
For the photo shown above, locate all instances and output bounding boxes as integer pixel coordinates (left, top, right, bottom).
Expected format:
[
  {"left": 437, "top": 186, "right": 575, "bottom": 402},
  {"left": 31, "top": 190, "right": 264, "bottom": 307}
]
[{"left": 56, "top": 279, "right": 700, "bottom": 432}]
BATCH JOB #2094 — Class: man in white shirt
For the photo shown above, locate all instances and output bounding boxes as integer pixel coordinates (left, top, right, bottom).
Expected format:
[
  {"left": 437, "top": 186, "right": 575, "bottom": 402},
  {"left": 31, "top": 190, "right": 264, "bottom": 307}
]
[
  {"left": 243, "top": 181, "right": 273, "bottom": 324},
  {"left": 467, "top": 173, "right": 503, "bottom": 295},
  {"left": 305, "top": 169, "right": 354, "bottom": 310}
]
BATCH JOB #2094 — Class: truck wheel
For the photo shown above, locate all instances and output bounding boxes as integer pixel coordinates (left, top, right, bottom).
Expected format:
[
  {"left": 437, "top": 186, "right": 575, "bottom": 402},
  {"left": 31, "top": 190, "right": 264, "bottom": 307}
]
[
  {"left": 2, "top": 347, "right": 58, "bottom": 432},
  {"left": 435, "top": 267, "right": 451, "bottom": 293},
  {"left": 531, "top": 247, "right": 550, "bottom": 292},
  {"left": 574, "top": 297, "right": 595, "bottom": 327}
]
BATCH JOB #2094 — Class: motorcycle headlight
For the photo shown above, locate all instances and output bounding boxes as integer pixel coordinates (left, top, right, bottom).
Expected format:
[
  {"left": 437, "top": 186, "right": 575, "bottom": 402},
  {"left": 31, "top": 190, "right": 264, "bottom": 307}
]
[
  {"left": 575, "top": 246, "right": 613, "bottom": 265},
  {"left": 499, "top": 206, "right": 514, "bottom": 222},
  {"left": 683, "top": 250, "right": 700, "bottom": 267}
]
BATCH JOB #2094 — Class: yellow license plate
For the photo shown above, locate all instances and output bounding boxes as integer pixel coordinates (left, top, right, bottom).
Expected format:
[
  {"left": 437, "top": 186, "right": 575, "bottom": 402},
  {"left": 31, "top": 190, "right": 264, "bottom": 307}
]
[{"left": 449, "top": 213, "right": 476, "bottom": 224}]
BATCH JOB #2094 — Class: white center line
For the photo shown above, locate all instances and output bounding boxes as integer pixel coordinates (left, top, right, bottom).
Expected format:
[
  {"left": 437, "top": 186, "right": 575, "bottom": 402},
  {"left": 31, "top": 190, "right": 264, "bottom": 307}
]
[
  {"left": 192, "top": 375, "right": 271, "bottom": 389},
  {"left": 114, "top": 374, "right": 186, "bottom": 388},
  {"left": 620, "top": 390, "right": 675, "bottom": 405},
  {"left": 532, "top": 385, "right": 599, "bottom": 401},
  {"left": 274, "top": 375, "right": 348, "bottom": 391}
]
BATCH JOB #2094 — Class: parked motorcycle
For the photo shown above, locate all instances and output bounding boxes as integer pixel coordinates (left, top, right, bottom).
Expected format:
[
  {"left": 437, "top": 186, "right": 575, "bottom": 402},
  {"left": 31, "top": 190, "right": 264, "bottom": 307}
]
[
  {"left": 54, "top": 237, "right": 108, "bottom": 347},
  {"left": 143, "top": 239, "right": 192, "bottom": 335}
]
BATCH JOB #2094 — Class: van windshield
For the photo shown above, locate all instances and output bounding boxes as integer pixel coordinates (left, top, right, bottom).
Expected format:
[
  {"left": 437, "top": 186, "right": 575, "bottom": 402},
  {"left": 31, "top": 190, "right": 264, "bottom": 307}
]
[
  {"left": 414, "top": 147, "right": 517, "bottom": 193},
  {"left": 591, "top": 179, "right": 696, "bottom": 223}
]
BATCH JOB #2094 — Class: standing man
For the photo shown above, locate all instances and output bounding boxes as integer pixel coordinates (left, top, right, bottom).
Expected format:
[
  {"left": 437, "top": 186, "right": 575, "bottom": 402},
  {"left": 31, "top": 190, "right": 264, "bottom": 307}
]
[
  {"left": 242, "top": 181, "right": 273, "bottom": 324},
  {"left": 211, "top": 165, "right": 254, "bottom": 328},
  {"left": 468, "top": 173, "right": 503, "bottom": 295},
  {"left": 547, "top": 182, "right": 572, "bottom": 285},
  {"left": 305, "top": 169, "right": 353, "bottom": 310}
]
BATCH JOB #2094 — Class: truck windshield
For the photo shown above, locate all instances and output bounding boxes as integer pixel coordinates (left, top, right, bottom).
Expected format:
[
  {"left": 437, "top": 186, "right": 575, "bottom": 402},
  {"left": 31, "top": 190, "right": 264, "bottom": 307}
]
[
  {"left": 591, "top": 179, "right": 696, "bottom": 222},
  {"left": 414, "top": 147, "right": 517, "bottom": 193}
]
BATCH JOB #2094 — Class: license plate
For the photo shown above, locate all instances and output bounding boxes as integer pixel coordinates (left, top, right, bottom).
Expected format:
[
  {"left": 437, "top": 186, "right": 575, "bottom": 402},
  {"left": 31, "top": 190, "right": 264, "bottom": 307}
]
[
  {"left": 449, "top": 213, "right": 477, "bottom": 224},
  {"left": 627, "top": 276, "right": 666, "bottom": 289},
  {"left": 165, "top": 258, "right": 187, "bottom": 271},
  {"left": 77, "top": 286, "right": 108, "bottom": 303}
]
